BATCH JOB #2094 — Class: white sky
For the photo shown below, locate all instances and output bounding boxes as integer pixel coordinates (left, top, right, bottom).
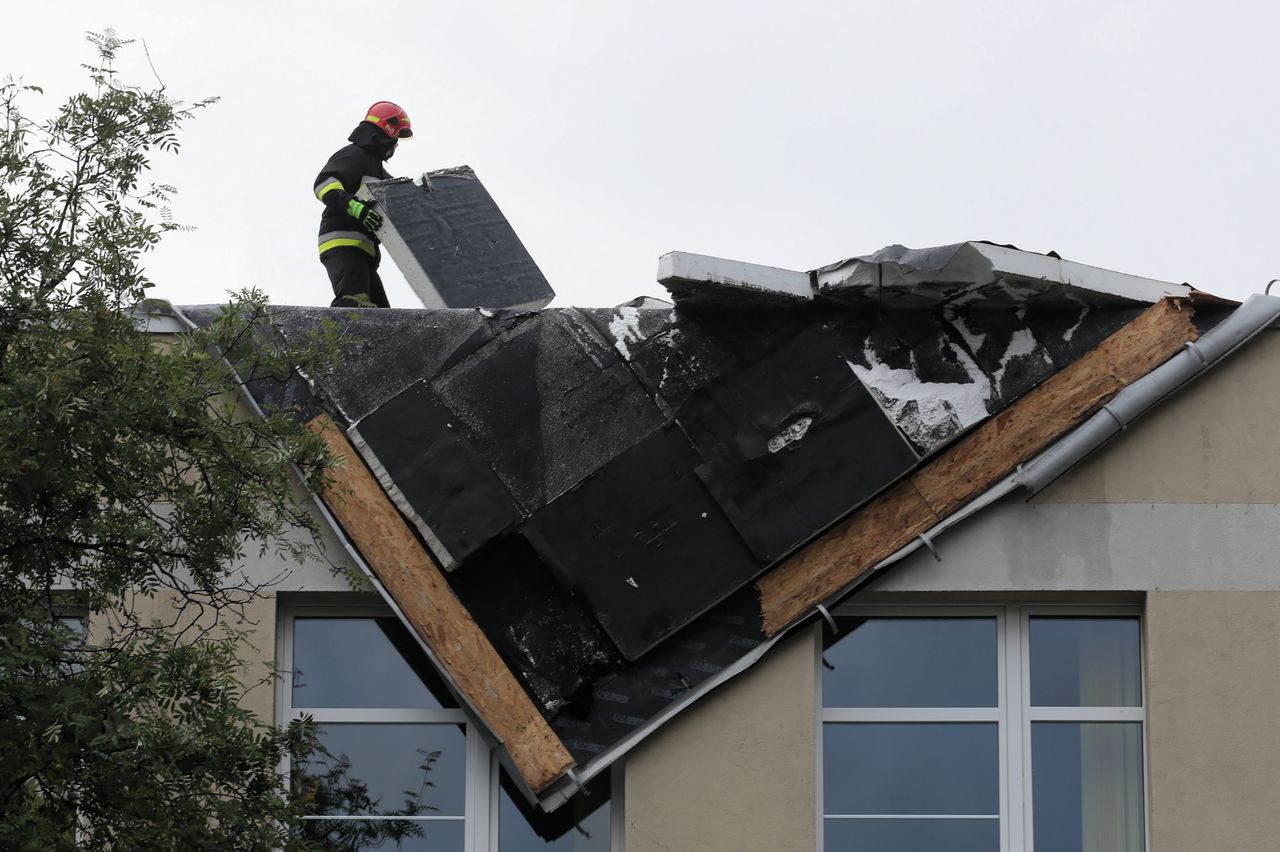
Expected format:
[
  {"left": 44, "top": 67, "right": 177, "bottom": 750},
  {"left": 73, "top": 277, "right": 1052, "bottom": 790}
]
[{"left": 7, "top": 0, "right": 1279, "bottom": 308}]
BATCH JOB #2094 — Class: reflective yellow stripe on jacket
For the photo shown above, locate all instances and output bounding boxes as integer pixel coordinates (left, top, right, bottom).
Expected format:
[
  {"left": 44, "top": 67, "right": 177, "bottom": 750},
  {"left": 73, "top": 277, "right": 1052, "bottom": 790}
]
[
  {"left": 318, "top": 230, "right": 376, "bottom": 258},
  {"left": 314, "top": 177, "right": 345, "bottom": 201}
]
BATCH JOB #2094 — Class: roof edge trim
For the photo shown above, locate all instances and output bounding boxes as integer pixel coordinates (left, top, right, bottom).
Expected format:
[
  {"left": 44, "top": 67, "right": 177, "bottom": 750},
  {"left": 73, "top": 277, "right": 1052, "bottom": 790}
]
[
  {"left": 657, "top": 251, "right": 813, "bottom": 304},
  {"left": 1015, "top": 293, "right": 1280, "bottom": 493}
]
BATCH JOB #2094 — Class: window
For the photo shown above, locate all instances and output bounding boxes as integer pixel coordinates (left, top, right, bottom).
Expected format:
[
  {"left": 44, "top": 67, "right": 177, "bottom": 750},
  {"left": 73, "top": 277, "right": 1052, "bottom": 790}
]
[
  {"left": 279, "top": 606, "right": 618, "bottom": 852},
  {"left": 820, "top": 606, "right": 1145, "bottom": 852}
]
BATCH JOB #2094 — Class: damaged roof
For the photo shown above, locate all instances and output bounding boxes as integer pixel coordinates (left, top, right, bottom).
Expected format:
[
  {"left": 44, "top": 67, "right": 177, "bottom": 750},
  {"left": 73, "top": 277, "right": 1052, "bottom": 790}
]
[{"left": 180, "top": 240, "right": 1263, "bottom": 811}]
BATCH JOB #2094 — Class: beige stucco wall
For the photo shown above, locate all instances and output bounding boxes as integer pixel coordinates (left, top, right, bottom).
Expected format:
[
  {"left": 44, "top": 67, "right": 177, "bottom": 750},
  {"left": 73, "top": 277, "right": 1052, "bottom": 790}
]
[
  {"left": 1146, "top": 591, "right": 1280, "bottom": 851},
  {"left": 624, "top": 625, "right": 819, "bottom": 852},
  {"left": 88, "top": 590, "right": 281, "bottom": 722},
  {"left": 1038, "top": 327, "right": 1280, "bottom": 505},
  {"left": 78, "top": 469, "right": 362, "bottom": 727}
]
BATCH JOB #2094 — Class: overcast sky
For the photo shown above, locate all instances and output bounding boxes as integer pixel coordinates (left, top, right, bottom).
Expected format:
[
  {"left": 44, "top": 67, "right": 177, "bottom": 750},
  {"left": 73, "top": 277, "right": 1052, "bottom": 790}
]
[{"left": 8, "top": 1, "right": 1279, "bottom": 308}]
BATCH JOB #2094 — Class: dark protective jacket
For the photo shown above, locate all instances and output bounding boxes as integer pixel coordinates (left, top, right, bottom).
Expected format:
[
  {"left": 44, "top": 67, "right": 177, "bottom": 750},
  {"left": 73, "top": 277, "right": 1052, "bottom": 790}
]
[{"left": 313, "top": 125, "right": 393, "bottom": 258}]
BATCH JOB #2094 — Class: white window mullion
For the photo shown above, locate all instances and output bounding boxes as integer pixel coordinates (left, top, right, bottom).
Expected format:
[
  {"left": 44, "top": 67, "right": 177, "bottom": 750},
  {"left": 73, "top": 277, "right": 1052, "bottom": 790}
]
[
  {"left": 298, "top": 707, "right": 466, "bottom": 724},
  {"left": 1005, "top": 604, "right": 1029, "bottom": 852},
  {"left": 1013, "top": 603, "right": 1034, "bottom": 849},
  {"left": 463, "top": 727, "right": 488, "bottom": 852},
  {"left": 1027, "top": 707, "right": 1146, "bottom": 722},
  {"left": 826, "top": 813, "right": 999, "bottom": 820},
  {"left": 822, "top": 707, "right": 999, "bottom": 723}
]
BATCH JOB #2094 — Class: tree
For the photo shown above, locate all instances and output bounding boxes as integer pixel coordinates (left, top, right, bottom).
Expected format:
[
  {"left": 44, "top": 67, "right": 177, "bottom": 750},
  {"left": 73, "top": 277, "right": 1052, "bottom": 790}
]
[{"left": 0, "top": 32, "right": 374, "bottom": 850}]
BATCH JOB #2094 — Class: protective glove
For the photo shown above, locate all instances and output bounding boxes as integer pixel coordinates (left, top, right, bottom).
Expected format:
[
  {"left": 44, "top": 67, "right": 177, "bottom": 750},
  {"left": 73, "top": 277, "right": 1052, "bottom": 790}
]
[{"left": 346, "top": 198, "right": 383, "bottom": 234}]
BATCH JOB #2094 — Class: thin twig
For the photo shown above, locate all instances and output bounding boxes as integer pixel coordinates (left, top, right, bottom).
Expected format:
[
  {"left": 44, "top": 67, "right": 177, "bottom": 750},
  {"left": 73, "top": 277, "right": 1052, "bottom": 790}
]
[{"left": 141, "top": 39, "right": 165, "bottom": 90}]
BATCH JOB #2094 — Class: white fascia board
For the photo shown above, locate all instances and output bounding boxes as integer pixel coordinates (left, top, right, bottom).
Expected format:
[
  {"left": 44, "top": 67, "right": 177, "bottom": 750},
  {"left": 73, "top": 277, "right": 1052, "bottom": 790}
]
[
  {"left": 128, "top": 300, "right": 188, "bottom": 333},
  {"left": 657, "top": 251, "right": 813, "bottom": 300},
  {"left": 136, "top": 313, "right": 187, "bottom": 333},
  {"left": 972, "top": 243, "right": 1192, "bottom": 302}
]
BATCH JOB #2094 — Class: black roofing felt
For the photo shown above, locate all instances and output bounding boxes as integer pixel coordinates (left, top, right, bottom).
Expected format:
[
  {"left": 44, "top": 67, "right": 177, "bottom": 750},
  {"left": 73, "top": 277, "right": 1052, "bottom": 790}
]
[
  {"left": 676, "top": 324, "right": 918, "bottom": 562},
  {"left": 432, "top": 310, "right": 666, "bottom": 516},
  {"left": 524, "top": 423, "right": 760, "bottom": 660},
  {"left": 551, "top": 585, "right": 767, "bottom": 764},
  {"left": 352, "top": 380, "right": 520, "bottom": 568},
  {"left": 444, "top": 534, "right": 618, "bottom": 716},
  {"left": 189, "top": 266, "right": 1169, "bottom": 780}
]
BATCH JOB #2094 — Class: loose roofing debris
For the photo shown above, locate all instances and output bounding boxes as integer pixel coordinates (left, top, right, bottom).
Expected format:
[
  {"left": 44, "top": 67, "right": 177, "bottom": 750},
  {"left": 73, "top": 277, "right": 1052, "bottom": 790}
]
[
  {"left": 359, "top": 166, "right": 556, "bottom": 312},
  {"left": 181, "top": 239, "right": 1274, "bottom": 813}
]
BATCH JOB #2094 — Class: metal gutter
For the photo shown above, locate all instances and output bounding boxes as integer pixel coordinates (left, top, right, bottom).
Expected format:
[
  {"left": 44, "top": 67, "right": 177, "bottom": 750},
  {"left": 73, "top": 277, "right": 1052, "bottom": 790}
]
[{"left": 1015, "top": 294, "right": 1280, "bottom": 494}]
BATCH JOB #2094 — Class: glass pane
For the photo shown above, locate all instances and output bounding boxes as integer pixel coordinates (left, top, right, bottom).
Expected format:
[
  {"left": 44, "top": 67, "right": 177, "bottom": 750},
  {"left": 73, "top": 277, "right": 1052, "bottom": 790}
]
[
  {"left": 295, "top": 724, "right": 466, "bottom": 817},
  {"left": 1032, "top": 722, "right": 1145, "bottom": 852},
  {"left": 56, "top": 617, "right": 87, "bottom": 673},
  {"left": 824, "top": 817, "right": 999, "bottom": 852},
  {"left": 1030, "top": 617, "right": 1142, "bottom": 707},
  {"left": 824, "top": 723, "right": 998, "bottom": 816},
  {"left": 500, "top": 787, "right": 611, "bottom": 851},
  {"left": 824, "top": 618, "right": 997, "bottom": 707},
  {"left": 58, "top": 616, "right": 86, "bottom": 637},
  {"left": 296, "top": 818, "right": 464, "bottom": 851},
  {"left": 293, "top": 617, "right": 452, "bottom": 709}
]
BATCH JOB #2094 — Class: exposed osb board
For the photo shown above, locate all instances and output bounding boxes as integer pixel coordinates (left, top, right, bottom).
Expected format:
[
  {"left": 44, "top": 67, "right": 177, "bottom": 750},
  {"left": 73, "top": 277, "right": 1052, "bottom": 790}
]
[
  {"left": 306, "top": 414, "right": 574, "bottom": 794},
  {"left": 757, "top": 481, "right": 939, "bottom": 636},
  {"left": 757, "top": 298, "right": 1199, "bottom": 636}
]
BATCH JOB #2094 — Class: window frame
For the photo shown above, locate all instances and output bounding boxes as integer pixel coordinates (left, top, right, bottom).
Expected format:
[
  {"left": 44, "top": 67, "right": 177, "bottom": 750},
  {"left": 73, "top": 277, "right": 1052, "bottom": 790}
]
[
  {"left": 278, "top": 604, "right": 487, "bottom": 849},
  {"left": 818, "top": 602, "right": 1147, "bottom": 852},
  {"left": 278, "top": 603, "right": 624, "bottom": 852}
]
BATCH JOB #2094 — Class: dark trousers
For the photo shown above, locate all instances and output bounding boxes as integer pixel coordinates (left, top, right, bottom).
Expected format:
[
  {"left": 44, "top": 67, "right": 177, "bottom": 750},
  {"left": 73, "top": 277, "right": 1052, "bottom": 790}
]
[{"left": 321, "top": 247, "right": 390, "bottom": 308}]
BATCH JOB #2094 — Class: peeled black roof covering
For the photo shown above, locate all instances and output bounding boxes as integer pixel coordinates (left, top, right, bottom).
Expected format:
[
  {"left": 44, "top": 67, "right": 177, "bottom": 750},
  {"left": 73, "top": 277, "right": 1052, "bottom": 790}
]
[{"left": 184, "top": 239, "right": 1207, "bottom": 797}]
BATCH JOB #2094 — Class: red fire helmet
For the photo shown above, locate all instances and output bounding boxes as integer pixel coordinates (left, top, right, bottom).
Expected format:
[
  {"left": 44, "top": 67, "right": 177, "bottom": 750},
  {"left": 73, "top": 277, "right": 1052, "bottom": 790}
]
[{"left": 364, "top": 101, "right": 413, "bottom": 139}]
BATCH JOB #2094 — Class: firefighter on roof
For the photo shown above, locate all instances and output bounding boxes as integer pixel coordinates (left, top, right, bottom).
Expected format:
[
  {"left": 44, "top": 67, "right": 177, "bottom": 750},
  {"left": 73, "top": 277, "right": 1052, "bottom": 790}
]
[{"left": 313, "top": 101, "right": 413, "bottom": 308}]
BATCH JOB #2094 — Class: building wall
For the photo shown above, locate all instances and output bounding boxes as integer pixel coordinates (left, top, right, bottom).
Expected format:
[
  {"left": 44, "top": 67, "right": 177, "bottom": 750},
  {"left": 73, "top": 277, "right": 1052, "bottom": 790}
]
[
  {"left": 1145, "top": 591, "right": 1280, "bottom": 851},
  {"left": 82, "top": 469, "right": 362, "bottom": 725},
  {"left": 89, "top": 591, "right": 281, "bottom": 722},
  {"left": 623, "top": 625, "right": 819, "bottom": 852},
  {"left": 1038, "top": 326, "right": 1280, "bottom": 506}
]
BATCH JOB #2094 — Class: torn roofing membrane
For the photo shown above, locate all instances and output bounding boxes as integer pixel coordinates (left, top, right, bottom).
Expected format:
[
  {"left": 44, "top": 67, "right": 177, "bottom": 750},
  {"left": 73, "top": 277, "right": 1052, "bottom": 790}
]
[{"left": 180, "top": 240, "right": 1251, "bottom": 811}]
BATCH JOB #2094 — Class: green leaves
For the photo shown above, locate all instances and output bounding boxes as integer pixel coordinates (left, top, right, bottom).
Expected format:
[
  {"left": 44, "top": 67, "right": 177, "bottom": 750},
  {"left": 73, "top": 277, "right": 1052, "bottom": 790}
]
[{"left": 0, "top": 35, "right": 346, "bottom": 851}]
